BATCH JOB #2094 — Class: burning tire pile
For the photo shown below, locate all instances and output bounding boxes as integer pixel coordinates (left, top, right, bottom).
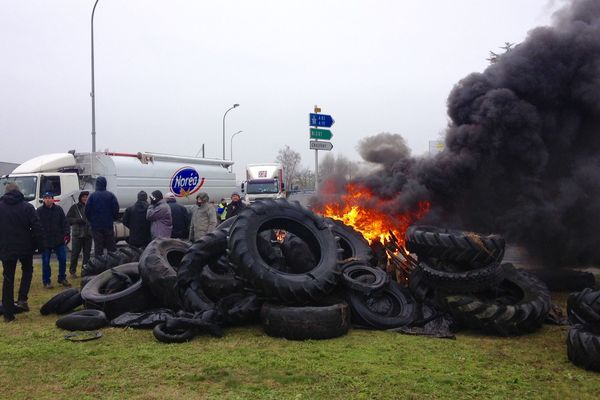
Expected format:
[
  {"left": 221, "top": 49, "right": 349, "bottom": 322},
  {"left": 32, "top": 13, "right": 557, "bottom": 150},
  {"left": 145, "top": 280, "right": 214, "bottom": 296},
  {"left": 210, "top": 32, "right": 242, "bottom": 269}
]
[{"left": 39, "top": 199, "right": 599, "bottom": 371}]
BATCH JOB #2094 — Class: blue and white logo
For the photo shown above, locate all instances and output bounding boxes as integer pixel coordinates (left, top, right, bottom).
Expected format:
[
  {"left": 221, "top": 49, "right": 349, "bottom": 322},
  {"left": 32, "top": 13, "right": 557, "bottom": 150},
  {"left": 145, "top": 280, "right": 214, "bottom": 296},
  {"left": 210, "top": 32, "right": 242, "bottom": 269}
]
[{"left": 169, "top": 167, "right": 204, "bottom": 197}]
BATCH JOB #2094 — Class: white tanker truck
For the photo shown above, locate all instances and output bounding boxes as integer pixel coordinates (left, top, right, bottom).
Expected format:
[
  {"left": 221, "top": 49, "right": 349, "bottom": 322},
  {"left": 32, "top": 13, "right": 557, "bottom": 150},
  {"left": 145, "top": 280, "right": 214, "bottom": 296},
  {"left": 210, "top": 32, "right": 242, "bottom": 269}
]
[{"left": 0, "top": 151, "right": 237, "bottom": 239}]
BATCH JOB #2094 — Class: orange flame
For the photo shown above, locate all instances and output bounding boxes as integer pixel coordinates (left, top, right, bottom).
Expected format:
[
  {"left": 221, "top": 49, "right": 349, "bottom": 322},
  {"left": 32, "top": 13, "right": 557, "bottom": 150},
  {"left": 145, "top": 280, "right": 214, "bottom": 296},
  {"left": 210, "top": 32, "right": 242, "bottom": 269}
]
[{"left": 316, "top": 183, "right": 430, "bottom": 246}]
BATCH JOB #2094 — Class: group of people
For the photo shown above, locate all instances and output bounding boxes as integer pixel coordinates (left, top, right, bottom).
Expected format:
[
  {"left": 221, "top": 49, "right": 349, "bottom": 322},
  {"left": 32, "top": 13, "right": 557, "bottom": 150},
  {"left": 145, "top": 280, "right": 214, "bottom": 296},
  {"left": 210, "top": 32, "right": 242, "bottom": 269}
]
[{"left": 0, "top": 176, "right": 247, "bottom": 322}]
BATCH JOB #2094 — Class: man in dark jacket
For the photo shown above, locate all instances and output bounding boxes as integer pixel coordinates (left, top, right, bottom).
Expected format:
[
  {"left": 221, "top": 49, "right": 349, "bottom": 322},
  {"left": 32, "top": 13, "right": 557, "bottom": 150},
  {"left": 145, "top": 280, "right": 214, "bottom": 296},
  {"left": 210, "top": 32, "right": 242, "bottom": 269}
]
[
  {"left": 225, "top": 191, "right": 246, "bottom": 220},
  {"left": 0, "top": 182, "right": 43, "bottom": 322},
  {"left": 37, "top": 192, "right": 71, "bottom": 289},
  {"left": 66, "top": 191, "right": 92, "bottom": 278},
  {"left": 165, "top": 192, "right": 190, "bottom": 240},
  {"left": 123, "top": 191, "right": 152, "bottom": 248},
  {"left": 85, "top": 176, "right": 119, "bottom": 255}
]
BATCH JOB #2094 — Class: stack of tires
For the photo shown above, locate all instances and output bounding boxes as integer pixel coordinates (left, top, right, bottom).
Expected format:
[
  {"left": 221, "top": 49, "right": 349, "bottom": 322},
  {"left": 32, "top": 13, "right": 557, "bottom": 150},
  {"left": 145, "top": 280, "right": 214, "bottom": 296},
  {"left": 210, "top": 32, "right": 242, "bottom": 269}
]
[
  {"left": 406, "top": 226, "right": 551, "bottom": 336},
  {"left": 80, "top": 245, "right": 143, "bottom": 289},
  {"left": 566, "top": 288, "right": 600, "bottom": 371}
]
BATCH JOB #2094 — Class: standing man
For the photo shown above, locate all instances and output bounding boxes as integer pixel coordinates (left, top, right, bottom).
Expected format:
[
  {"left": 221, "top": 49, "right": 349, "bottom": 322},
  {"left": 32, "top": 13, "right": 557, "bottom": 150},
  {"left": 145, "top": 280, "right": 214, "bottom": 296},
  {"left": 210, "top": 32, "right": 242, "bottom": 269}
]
[
  {"left": 66, "top": 191, "right": 92, "bottom": 278},
  {"left": 189, "top": 192, "right": 217, "bottom": 242},
  {"left": 123, "top": 191, "right": 152, "bottom": 248},
  {"left": 0, "top": 183, "right": 43, "bottom": 322},
  {"left": 85, "top": 176, "right": 119, "bottom": 256},
  {"left": 146, "top": 190, "right": 172, "bottom": 239},
  {"left": 37, "top": 192, "right": 71, "bottom": 289},
  {"left": 225, "top": 191, "right": 246, "bottom": 220},
  {"left": 216, "top": 198, "right": 228, "bottom": 223},
  {"left": 165, "top": 192, "right": 190, "bottom": 240}
]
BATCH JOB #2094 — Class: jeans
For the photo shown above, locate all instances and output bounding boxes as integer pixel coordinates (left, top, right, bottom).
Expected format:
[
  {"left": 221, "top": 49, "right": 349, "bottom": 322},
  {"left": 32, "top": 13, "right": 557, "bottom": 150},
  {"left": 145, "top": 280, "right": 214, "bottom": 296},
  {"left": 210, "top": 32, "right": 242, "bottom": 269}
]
[
  {"left": 42, "top": 245, "right": 67, "bottom": 284},
  {"left": 92, "top": 229, "right": 116, "bottom": 256},
  {"left": 2, "top": 256, "right": 34, "bottom": 319},
  {"left": 70, "top": 235, "right": 92, "bottom": 274}
]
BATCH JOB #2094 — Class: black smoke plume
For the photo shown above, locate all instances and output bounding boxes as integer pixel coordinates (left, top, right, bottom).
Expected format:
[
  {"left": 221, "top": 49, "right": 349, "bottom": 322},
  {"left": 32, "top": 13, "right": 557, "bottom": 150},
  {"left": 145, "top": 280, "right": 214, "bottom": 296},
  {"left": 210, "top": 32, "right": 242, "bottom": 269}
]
[{"left": 317, "top": 0, "right": 600, "bottom": 267}]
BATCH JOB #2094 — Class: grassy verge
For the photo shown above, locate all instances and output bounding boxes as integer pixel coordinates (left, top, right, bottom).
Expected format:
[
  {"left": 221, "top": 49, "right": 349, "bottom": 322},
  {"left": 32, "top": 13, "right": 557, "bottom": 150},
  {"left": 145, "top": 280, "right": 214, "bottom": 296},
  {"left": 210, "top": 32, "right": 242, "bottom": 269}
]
[{"left": 0, "top": 267, "right": 599, "bottom": 399}]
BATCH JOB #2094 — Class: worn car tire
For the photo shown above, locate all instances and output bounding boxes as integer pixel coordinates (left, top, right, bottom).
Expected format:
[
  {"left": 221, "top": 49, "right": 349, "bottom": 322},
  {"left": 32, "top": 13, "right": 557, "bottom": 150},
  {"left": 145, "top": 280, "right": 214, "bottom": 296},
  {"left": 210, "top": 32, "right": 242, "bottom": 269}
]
[
  {"left": 567, "top": 288, "right": 600, "bottom": 325},
  {"left": 81, "top": 263, "right": 156, "bottom": 319},
  {"left": 228, "top": 199, "right": 341, "bottom": 304},
  {"left": 347, "top": 281, "right": 417, "bottom": 329},
  {"left": 341, "top": 262, "right": 388, "bottom": 295},
  {"left": 40, "top": 288, "right": 79, "bottom": 315},
  {"left": 201, "top": 263, "right": 246, "bottom": 301},
  {"left": 56, "top": 309, "right": 108, "bottom": 331},
  {"left": 56, "top": 291, "right": 84, "bottom": 315},
  {"left": 138, "top": 238, "right": 191, "bottom": 309},
  {"left": 439, "top": 264, "right": 551, "bottom": 336},
  {"left": 328, "top": 219, "right": 374, "bottom": 265},
  {"left": 567, "top": 324, "right": 600, "bottom": 371},
  {"left": 153, "top": 322, "right": 197, "bottom": 343},
  {"left": 261, "top": 302, "right": 349, "bottom": 340},
  {"left": 406, "top": 225, "right": 505, "bottom": 266}
]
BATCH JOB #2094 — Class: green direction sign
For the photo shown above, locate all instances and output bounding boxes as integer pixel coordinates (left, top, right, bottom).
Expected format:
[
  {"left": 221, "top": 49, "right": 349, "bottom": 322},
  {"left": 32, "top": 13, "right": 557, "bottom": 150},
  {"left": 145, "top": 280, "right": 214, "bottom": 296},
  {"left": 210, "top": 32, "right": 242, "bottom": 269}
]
[{"left": 310, "top": 128, "right": 333, "bottom": 140}]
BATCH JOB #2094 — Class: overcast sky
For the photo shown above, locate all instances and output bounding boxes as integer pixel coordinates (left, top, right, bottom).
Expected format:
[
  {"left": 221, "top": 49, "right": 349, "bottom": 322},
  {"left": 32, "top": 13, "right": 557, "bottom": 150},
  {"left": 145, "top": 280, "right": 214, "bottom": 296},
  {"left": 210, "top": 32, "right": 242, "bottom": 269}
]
[{"left": 0, "top": 0, "right": 562, "bottom": 179}]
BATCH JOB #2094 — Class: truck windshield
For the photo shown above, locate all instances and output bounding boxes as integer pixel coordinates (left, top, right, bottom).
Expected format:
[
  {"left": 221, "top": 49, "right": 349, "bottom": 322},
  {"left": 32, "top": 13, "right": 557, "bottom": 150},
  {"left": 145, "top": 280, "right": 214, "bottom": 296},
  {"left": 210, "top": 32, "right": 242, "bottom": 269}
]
[
  {"left": 246, "top": 180, "right": 278, "bottom": 194},
  {"left": 0, "top": 176, "right": 38, "bottom": 202}
]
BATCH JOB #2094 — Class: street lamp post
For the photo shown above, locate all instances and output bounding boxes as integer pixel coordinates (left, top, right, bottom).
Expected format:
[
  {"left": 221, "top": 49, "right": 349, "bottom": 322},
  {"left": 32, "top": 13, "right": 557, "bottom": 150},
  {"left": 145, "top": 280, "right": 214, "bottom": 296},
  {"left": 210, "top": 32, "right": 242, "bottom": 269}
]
[
  {"left": 222, "top": 104, "right": 239, "bottom": 159},
  {"left": 90, "top": 0, "right": 100, "bottom": 153},
  {"left": 230, "top": 130, "right": 243, "bottom": 162}
]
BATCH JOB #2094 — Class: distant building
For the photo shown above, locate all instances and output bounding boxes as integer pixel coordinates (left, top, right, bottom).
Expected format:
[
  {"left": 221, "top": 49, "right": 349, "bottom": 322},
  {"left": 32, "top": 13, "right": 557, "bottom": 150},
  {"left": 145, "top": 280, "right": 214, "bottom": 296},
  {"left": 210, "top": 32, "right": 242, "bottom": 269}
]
[
  {"left": 428, "top": 140, "right": 445, "bottom": 156},
  {"left": 0, "top": 161, "right": 19, "bottom": 175}
]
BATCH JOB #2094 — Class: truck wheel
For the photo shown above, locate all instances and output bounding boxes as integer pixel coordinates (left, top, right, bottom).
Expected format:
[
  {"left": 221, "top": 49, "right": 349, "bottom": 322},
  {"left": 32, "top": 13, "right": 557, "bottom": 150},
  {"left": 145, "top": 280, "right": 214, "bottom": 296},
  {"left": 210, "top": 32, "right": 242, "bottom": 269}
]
[
  {"left": 81, "top": 263, "right": 156, "bottom": 319},
  {"left": 328, "top": 219, "right": 374, "bottom": 266},
  {"left": 406, "top": 225, "right": 505, "bottom": 266},
  {"left": 439, "top": 264, "right": 551, "bottom": 336},
  {"left": 567, "top": 288, "right": 600, "bottom": 325},
  {"left": 228, "top": 199, "right": 341, "bottom": 304},
  {"left": 347, "top": 281, "right": 417, "bottom": 329},
  {"left": 567, "top": 324, "right": 600, "bottom": 371},
  {"left": 138, "top": 238, "right": 191, "bottom": 310},
  {"left": 261, "top": 302, "right": 349, "bottom": 340},
  {"left": 280, "top": 233, "right": 317, "bottom": 273},
  {"left": 56, "top": 310, "right": 108, "bottom": 331}
]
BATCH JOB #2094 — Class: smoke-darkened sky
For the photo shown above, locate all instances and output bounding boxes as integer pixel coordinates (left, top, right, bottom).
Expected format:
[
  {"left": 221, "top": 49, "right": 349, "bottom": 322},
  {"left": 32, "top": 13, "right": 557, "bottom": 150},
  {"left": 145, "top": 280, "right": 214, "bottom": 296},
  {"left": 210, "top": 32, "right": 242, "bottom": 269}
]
[
  {"left": 344, "top": 0, "right": 600, "bottom": 267},
  {"left": 0, "top": 0, "right": 562, "bottom": 180}
]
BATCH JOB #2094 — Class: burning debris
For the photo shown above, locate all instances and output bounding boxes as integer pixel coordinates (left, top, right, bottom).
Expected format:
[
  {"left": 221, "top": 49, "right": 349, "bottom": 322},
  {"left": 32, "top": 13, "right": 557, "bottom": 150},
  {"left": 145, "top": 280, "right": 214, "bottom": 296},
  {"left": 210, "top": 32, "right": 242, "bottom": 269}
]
[{"left": 313, "top": 0, "right": 600, "bottom": 267}]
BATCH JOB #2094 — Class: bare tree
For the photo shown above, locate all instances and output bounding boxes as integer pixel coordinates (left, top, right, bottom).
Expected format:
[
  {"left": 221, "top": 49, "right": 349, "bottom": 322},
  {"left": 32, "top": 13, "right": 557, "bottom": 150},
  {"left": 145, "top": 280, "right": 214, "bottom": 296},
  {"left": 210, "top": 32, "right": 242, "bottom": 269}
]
[
  {"left": 318, "top": 153, "right": 359, "bottom": 182},
  {"left": 275, "top": 145, "right": 301, "bottom": 191},
  {"left": 296, "top": 167, "right": 315, "bottom": 190},
  {"left": 487, "top": 41, "right": 516, "bottom": 64}
]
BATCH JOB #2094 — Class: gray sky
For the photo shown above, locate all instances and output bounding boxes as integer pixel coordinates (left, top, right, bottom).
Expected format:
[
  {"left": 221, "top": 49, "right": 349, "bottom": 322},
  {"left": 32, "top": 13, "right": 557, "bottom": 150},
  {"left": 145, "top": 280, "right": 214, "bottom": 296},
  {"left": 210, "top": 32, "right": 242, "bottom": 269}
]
[{"left": 0, "top": 0, "right": 562, "bottom": 180}]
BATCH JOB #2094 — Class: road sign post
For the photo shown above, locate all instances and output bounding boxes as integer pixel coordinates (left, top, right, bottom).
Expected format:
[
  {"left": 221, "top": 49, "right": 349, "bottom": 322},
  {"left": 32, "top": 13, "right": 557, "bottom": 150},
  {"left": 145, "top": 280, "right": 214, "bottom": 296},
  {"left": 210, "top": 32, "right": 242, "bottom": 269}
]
[{"left": 310, "top": 108, "right": 335, "bottom": 193}]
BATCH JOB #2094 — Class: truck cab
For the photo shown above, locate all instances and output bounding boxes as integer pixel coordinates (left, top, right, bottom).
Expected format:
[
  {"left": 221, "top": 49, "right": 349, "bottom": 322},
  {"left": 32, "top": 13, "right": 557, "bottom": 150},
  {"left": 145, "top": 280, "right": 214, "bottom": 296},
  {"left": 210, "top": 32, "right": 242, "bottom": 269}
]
[{"left": 242, "top": 163, "right": 286, "bottom": 204}]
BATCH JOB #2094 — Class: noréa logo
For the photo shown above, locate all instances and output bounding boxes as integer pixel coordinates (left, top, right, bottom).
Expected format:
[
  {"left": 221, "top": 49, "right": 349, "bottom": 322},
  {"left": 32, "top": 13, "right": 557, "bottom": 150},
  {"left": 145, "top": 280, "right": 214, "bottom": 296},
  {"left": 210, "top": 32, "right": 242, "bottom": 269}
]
[{"left": 169, "top": 167, "right": 205, "bottom": 197}]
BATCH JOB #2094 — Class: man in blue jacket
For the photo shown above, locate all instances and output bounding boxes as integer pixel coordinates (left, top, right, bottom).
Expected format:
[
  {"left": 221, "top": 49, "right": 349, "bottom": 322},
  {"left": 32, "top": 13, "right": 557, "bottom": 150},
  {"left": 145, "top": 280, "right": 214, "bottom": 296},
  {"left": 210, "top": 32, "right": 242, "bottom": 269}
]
[
  {"left": 0, "top": 182, "right": 43, "bottom": 321},
  {"left": 37, "top": 192, "right": 71, "bottom": 289},
  {"left": 85, "top": 176, "right": 119, "bottom": 256}
]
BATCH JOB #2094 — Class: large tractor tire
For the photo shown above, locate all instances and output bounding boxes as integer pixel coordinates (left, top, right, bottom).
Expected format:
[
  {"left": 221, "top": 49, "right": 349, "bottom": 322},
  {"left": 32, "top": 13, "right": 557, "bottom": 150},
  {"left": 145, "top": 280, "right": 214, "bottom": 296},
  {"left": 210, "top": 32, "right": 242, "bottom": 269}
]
[{"left": 228, "top": 199, "right": 341, "bottom": 304}]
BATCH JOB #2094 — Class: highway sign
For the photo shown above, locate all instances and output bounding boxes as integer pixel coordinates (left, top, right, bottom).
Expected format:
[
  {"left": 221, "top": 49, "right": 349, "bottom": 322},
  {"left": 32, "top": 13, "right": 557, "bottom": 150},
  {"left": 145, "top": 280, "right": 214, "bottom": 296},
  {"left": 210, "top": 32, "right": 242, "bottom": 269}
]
[
  {"left": 309, "top": 140, "right": 333, "bottom": 151},
  {"left": 309, "top": 113, "right": 335, "bottom": 128},
  {"left": 310, "top": 128, "right": 333, "bottom": 140}
]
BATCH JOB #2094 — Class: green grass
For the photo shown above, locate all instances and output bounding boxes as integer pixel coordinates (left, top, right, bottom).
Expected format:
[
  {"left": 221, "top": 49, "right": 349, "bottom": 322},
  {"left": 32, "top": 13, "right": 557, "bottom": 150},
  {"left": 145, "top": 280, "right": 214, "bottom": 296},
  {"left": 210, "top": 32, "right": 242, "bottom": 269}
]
[{"left": 0, "top": 267, "right": 599, "bottom": 399}]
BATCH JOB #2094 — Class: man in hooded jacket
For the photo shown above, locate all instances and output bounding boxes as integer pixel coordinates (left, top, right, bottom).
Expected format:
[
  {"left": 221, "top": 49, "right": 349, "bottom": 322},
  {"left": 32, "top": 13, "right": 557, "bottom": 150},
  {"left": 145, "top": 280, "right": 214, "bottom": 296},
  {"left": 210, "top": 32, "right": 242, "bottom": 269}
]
[
  {"left": 85, "top": 176, "right": 119, "bottom": 255},
  {"left": 123, "top": 191, "right": 152, "bottom": 248},
  {"left": 165, "top": 192, "right": 190, "bottom": 240},
  {"left": 0, "top": 182, "right": 43, "bottom": 322},
  {"left": 189, "top": 192, "right": 217, "bottom": 241},
  {"left": 146, "top": 190, "right": 172, "bottom": 239}
]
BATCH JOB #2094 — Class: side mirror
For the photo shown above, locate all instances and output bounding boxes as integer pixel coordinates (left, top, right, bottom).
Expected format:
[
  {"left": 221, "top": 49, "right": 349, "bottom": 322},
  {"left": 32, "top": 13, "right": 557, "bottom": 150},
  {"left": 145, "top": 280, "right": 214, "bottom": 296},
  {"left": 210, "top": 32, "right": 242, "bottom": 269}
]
[{"left": 241, "top": 182, "right": 245, "bottom": 192}]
